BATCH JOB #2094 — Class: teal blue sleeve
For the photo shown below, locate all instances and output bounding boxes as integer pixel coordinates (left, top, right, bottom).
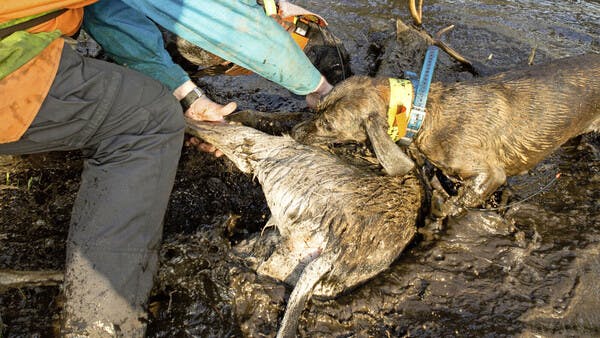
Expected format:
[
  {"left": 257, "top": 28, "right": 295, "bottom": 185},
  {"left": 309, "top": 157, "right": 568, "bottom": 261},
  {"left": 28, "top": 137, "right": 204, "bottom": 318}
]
[
  {"left": 83, "top": 0, "right": 190, "bottom": 91},
  {"left": 119, "top": 0, "right": 323, "bottom": 95}
]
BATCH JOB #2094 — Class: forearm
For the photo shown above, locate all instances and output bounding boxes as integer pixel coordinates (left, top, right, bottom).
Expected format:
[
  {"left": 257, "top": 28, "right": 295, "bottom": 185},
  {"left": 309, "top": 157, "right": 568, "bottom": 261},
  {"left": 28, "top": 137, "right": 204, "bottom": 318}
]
[
  {"left": 172, "top": 80, "right": 197, "bottom": 100},
  {"left": 83, "top": 0, "right": 190, "bottom": 91},
  {"left": 120, "top": 0, "right": 323, "bottom": 95}
]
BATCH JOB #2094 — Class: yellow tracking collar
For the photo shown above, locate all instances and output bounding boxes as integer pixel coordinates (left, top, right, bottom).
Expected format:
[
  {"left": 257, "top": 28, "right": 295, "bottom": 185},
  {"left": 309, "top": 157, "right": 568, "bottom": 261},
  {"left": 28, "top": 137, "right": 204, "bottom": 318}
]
[{"left": 387, "top": 78, "right": 414, "bottom": 142}]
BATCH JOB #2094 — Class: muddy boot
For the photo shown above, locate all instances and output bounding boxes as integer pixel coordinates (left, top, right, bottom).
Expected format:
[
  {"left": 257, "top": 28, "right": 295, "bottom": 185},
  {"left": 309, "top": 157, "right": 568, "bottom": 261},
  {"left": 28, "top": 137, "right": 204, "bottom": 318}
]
[{"left": 59, "top": 244, "right": 157, "bottom": 337}]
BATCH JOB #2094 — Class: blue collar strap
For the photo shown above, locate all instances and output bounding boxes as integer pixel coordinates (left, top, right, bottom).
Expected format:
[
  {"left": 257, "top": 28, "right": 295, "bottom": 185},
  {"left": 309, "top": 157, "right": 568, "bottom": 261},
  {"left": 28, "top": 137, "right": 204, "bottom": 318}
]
[{"left": 398, "top": 45, "right": 439, "bottom": 145}]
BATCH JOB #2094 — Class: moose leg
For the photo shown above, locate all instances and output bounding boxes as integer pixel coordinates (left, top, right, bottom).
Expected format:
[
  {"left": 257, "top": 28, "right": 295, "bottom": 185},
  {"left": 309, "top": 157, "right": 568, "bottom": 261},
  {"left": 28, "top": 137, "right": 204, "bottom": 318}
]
[
  {"left": 442, "top": 166, "right": 507, "bottom": 217},
  {"left": 276, "top": 252, "right": 335, "bottom": 338}
]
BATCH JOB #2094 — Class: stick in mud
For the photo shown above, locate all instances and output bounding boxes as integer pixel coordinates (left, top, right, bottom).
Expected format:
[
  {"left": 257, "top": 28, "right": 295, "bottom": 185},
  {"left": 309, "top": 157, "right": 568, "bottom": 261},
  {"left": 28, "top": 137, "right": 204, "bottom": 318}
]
[{"left": 0, "top": 270, "right": 64, "bottom": 290}]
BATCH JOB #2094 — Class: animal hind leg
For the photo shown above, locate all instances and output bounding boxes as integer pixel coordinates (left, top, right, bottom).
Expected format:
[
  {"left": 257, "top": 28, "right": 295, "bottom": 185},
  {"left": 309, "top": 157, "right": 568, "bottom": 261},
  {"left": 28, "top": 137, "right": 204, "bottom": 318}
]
[
  {"left": 276, "top": 252, "right": 335, "bottom": 338},
  {"left": 257, "top": 242, "right": 322, "bottom": 285},
  {"left": 257, "top": 244, "right": 302, "bottom": 284}
]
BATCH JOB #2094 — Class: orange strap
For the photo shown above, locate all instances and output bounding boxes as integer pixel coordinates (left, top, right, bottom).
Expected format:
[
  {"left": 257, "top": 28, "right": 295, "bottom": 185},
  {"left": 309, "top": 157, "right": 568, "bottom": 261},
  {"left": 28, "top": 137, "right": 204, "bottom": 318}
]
[
  {"left": 27, "top": 7, "right": 86, "bottom": 36},
  {"left": 281, "top": 16, "right": 310, "bottom": 50},
  {"left": 0, "top": 0, "right": 97, "bottom": 21},
  {"left": 0, "top": 0, "right": 98, "bottom": 36},
  {"left": 0, "top": 9, "right": 67, "bottom": 39}
]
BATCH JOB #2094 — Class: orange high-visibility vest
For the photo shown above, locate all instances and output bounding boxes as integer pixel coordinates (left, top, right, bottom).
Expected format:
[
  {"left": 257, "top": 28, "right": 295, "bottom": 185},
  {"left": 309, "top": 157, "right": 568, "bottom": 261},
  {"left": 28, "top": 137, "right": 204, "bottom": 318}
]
[{"left": 0, "top": 0, "right": 97, "bottom": 144}]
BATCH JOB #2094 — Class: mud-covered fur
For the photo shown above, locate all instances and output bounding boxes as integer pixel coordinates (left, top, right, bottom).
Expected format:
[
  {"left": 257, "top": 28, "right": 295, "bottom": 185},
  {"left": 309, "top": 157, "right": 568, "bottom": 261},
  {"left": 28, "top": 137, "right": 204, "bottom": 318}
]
[
  {"left": 186, "top": 120, "right": 422, "bottom": 337},
  {"left": 293, "top": 54, "right": 600, "bottom": 216}
]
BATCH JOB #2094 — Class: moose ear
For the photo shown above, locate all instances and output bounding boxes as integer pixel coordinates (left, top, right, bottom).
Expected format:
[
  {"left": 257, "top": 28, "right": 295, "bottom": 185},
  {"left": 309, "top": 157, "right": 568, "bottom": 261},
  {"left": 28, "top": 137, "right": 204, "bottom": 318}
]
[{"left": 365, "top": 112, "right": 415, "bottom": 176}]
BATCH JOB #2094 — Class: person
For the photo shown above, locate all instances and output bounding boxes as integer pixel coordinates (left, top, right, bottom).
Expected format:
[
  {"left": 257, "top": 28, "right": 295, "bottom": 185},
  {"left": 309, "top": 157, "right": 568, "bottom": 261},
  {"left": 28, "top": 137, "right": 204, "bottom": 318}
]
[{"left": 0, "top": 0, "right": 333, "bottom": 336}]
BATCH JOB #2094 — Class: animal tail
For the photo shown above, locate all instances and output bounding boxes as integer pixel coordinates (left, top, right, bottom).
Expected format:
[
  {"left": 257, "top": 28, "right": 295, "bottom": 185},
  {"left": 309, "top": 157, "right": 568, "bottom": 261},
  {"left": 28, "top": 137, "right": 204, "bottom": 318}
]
[{"left": 276, "top": 253, "right": 335, "bottom": 338}]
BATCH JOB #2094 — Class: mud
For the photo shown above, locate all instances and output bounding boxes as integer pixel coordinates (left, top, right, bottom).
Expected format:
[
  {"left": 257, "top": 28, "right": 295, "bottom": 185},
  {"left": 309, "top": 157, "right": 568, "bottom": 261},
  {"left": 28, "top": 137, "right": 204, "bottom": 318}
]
[{"left": 1, "top": 0, "right": 599, "bottom": 337}]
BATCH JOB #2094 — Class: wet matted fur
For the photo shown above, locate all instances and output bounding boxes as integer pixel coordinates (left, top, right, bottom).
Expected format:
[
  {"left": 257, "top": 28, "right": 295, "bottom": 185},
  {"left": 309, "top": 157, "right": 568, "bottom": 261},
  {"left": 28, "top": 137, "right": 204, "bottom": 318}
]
[
  {"left": 292, "top": 54, "right": 600, "bottom": 216},
  {"left": 186, "top": 119, "right": 422, "bottom": 337}
]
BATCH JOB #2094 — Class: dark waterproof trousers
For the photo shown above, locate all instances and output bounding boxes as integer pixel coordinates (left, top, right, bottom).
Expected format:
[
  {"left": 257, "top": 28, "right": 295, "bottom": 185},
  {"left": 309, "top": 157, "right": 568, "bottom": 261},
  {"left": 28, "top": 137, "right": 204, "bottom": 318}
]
[{"left": 0, "top": 43, "right": 185, "bottom": 336}]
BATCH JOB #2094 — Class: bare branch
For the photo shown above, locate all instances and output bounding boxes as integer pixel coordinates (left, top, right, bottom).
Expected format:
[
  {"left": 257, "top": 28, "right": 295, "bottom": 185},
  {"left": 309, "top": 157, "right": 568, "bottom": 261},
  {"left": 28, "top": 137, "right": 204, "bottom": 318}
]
[
  {"left": 434, "top": 40, "right": 473, "bottom": 67},
  {"left": 0, "top": 270, "right": 63, "bottom": 290},
  {"left": 396, "top": 18, "right": 475, "bottom": 72},
  {"left": 434, "top": 24, "right": 455, "bottom": 40},
  {"left": 528, "top": 45, "right": 537, "bottom": 65},
  {"left": 433, "top": 25, "right": 473, "bottom": 67},
  {"left": 409, "top": 0, "right": 422, "bottom": 26}
]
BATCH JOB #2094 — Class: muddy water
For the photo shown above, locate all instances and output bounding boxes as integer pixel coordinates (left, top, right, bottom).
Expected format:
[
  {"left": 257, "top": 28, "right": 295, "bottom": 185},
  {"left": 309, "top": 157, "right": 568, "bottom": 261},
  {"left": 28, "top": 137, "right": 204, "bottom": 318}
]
[{"left": 1, "top": 1, "right": 599, "bottom": 337}]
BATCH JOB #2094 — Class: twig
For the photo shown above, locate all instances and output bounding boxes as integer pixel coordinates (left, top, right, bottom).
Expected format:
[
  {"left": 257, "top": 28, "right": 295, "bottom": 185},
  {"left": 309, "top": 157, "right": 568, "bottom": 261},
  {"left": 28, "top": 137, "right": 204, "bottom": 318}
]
[
  {"left": 399, "top": 18, "right": 475, "bottom": 70},
  {"left": 409, "top": 0, "right": 422, "bottom": 26},
  {"left": 167, "top": 290, "right": 177, "bottom": 313},
  {"left": 0, "top": 270, "right": 63, "bottom": 290},
  {"left": 433, "top": 25, "right": 474, "bottom": 68},
  {"left": 528, "top": 45, "right": 537, "bottom": 65}
]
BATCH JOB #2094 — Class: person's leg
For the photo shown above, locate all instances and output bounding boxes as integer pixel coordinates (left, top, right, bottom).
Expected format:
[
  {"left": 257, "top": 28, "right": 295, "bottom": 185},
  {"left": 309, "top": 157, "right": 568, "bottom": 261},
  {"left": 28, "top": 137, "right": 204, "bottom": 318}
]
[{"left": 0, "top": 44, "right": 184, "bottom": 336}]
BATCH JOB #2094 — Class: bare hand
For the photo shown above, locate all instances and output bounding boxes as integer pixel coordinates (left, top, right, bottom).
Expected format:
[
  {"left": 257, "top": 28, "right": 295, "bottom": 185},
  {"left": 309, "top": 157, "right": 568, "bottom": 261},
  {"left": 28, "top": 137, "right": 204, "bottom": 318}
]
[
  {"left": 306, "top": 75, "right": 333, "bottom": 110},
  {"left": 185, "top": 95, "right": 237, "bottom": 122},
  {"left": 184, "top": 95, "right": 237, "bottom": 156},
  {"left": 185, "top": 136, "right": 224, "bottom": 157}
]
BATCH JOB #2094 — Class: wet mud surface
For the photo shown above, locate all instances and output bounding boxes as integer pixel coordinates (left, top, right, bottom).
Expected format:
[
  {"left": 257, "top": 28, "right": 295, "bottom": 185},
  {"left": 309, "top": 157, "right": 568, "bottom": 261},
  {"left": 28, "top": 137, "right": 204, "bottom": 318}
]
[{"left": 1, "top": 0, "right": 600, "bottom": 337}]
